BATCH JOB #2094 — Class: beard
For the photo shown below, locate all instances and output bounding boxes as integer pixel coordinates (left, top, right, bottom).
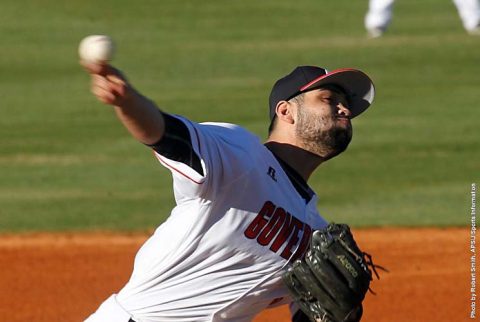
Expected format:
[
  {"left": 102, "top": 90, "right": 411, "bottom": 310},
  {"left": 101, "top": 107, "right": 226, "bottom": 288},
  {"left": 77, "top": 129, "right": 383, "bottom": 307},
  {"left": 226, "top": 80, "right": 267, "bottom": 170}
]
[{"left": 295, "top": 108, "right": 352, "bottom": 160}]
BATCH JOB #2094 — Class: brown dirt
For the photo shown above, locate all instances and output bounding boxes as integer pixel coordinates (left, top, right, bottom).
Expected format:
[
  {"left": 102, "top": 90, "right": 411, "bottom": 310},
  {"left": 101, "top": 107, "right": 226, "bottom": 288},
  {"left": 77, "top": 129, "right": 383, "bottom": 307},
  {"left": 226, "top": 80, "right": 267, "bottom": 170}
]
[{"left": 0, "top": 228, "right": 472, "bottom": 322}]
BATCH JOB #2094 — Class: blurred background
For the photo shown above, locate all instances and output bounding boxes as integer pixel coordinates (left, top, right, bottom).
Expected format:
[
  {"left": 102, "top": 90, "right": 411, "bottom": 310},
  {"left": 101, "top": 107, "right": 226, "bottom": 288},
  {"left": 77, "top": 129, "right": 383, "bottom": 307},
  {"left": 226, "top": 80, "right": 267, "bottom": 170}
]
[{"left": 0, "top": 0, "right": 478, "bottom": 232}]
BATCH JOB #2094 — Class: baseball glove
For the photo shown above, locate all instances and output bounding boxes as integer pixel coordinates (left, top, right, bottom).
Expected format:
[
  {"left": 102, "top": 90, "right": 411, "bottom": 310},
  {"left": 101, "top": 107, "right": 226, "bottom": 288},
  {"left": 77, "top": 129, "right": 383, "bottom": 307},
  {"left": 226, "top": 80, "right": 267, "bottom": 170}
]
[{"left": 283, "top": 223, "right": 382, "bottom": 322}]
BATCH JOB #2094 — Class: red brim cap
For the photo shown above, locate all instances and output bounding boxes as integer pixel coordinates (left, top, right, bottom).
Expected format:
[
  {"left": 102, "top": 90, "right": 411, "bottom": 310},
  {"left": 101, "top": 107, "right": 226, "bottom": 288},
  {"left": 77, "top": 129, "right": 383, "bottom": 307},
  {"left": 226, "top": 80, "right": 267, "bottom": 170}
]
[{"left": 300, "top": 68, "right": 375, "bottom": 118}]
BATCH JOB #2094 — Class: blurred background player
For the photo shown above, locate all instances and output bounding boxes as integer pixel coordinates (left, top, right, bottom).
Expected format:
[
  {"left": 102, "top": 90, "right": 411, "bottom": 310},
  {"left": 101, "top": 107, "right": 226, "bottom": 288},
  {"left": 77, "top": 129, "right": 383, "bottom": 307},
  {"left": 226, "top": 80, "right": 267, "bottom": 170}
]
[{"left": 365, "top": 0, "right": 480, "bottom": 37}]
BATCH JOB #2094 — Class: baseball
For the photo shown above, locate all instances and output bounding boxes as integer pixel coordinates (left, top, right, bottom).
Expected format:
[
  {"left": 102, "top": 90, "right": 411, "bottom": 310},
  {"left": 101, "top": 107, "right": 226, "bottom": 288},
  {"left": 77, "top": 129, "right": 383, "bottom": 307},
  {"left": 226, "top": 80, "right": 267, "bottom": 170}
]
[{"left": 78, "top": 35, "right": 115, "bottom": 64}]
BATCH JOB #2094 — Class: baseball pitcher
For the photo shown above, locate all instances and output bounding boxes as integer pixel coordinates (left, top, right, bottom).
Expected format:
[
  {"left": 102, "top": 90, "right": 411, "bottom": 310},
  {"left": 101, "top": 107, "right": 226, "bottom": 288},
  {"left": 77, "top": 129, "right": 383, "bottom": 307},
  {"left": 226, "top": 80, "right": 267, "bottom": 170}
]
[{"left": 81, "top": 61, "right": 377, "bottom": 322}]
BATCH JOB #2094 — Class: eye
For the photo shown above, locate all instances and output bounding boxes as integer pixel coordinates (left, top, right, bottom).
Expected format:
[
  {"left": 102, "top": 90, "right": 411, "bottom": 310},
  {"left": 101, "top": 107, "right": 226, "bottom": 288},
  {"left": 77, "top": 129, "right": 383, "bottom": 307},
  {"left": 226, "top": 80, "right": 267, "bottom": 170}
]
[{"left": 322, "top": 96, "right": 332, "bottom": 102}]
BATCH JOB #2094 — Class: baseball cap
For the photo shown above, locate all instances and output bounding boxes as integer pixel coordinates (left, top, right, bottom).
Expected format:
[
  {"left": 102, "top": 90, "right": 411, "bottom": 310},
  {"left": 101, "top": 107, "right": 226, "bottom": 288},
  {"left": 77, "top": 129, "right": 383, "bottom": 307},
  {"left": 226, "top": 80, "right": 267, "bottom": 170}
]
[{"left": 269, "top": 66, "right": 375, "bottom": 120}]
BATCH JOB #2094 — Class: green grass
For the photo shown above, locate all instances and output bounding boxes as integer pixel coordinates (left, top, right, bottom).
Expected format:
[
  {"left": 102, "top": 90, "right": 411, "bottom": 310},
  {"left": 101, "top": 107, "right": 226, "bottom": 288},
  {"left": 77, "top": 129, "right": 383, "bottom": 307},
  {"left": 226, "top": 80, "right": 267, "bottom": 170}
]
[{"left": 0, "top": 0, "right": 478, "bottom": 231}]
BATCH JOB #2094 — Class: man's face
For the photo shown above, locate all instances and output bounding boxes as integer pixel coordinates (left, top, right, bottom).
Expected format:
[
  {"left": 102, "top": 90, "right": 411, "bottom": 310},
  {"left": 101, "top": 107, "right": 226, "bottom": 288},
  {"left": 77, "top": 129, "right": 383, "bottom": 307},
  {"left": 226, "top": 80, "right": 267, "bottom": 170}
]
[{"left": 293, "top": 86, "right": 353, "bottom": 159}]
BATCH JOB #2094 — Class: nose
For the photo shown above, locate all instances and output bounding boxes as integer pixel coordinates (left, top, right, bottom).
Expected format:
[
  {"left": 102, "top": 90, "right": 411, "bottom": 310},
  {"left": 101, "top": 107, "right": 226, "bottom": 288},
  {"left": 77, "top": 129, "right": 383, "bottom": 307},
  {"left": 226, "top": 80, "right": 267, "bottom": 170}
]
[{"left": 337, "top": 103, "right": 351, "bottom": 118}]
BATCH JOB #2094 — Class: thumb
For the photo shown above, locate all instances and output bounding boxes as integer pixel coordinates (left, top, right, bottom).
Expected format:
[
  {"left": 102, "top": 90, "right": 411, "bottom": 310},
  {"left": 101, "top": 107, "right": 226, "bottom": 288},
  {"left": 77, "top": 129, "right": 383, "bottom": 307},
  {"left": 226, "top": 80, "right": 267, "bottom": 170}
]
[{"left": 81, "top": 60, "right": 129, "bottom": 84}]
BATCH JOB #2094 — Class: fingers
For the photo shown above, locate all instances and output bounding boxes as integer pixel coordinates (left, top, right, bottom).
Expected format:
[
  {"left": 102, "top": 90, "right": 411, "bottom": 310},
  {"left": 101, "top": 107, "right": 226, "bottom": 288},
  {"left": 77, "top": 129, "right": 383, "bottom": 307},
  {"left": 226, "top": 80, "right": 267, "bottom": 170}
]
[
  {"left": 80, "top": 60, "right": 115, "bottom": 76},
  {"left": 81, "top": 60, "right": 132, "bottom": 106},
  {"left": 90, "top": 73, "right": 130, "bottom": 105},
  {"left": 106, "top": 74, "right": 128, "bottom": 97},
  {"left": 80, "top": 60, "right": 127, "bottom": 80},
  {"left": 91, "top": 75, "right": 115, "bottom": 104},
  {"left": 81, "top": 60, "right": 107, "bottom": 75}
]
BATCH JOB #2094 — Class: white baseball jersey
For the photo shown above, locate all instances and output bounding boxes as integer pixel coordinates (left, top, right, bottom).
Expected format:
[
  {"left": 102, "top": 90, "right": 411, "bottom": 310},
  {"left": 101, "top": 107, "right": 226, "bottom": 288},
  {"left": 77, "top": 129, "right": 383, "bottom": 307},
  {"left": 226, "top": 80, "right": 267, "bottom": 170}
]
[{"left": 85, "top": 115, "right": 328, "bottom": 322}]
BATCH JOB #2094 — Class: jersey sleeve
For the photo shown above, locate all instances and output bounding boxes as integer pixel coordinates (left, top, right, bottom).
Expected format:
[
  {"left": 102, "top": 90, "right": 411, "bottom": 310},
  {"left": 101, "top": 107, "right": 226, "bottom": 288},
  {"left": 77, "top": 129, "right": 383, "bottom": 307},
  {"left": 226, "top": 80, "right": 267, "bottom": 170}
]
[
  {"left": 152, "top": 114, "right": 258, "bottom": 200},
  {"left": 148, "top": 113, "right": 203, "bottom": 176}
]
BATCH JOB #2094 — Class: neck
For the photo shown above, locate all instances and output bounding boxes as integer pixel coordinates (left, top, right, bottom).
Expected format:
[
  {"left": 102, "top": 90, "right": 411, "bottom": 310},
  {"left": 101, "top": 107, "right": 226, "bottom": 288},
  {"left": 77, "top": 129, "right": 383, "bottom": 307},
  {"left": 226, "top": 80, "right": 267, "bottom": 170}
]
[{"left": 264, "top": 141, "right": 325, "bottom": 181}]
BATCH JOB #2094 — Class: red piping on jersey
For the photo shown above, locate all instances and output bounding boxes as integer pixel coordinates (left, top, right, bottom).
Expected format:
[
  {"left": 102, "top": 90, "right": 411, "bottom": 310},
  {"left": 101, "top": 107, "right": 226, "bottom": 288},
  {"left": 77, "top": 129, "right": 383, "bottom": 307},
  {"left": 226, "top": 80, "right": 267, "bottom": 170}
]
[
  {"left": 299, "top": 68, "right": 358, "bottom": 91},
  {"left": 151, "top": 117, "right": 205, "bottom": 185},
  {"left": 154, "top": 152, "right": 204, "bottom": 185}
]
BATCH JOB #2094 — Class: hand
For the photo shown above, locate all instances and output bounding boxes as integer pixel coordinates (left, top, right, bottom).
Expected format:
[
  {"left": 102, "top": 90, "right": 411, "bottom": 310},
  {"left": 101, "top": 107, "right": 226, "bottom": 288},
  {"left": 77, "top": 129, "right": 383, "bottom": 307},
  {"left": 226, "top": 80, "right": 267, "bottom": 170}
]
[
  {"left": 80, "top": 61, "right": 136, "bottom": 107},
  {"left": 283, "top": 224, "right": 383, "bottom": 322},
  {"left": 80, "top": 61, "right": 165, "bottom": 145}
]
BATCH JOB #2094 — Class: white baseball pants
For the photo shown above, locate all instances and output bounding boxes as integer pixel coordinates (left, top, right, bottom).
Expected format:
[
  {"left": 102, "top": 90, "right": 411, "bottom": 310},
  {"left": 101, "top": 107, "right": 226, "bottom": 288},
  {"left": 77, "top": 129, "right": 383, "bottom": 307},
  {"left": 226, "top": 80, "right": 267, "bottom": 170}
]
[{"left": 365, "top": 0, "right": 480, "bottom": 32}]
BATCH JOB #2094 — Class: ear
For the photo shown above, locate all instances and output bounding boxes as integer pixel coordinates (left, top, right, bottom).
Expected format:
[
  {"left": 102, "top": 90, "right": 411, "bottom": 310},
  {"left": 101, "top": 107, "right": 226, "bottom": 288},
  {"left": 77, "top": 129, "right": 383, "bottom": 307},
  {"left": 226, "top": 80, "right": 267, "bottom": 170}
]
[{"left": 275, "top": 101, "right": 295, "bottom": 125}]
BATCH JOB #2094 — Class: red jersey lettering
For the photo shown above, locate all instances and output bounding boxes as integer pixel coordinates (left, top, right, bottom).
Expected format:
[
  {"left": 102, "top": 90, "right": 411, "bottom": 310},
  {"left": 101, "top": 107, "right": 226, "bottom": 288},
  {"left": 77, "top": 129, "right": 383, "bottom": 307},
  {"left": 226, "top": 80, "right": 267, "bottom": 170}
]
[
  {"left": 280, "top": 216, "right": 303, "bottom": 259},
  {"left": 244, "top": 201, "right": 275, "bottom": 239},
  {"left": 257, "top": 207, "right": 287, "bottom": 246},
  {"left": 245, "top": 201, "right": 313, "bottom": 260}
]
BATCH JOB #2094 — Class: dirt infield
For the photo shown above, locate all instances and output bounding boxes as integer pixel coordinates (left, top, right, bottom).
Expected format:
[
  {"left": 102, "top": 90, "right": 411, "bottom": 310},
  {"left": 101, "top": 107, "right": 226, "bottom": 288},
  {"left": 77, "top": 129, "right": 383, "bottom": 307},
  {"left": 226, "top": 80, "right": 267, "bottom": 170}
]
[{"left": 0, "top": 227, "right": 471, "bottom": 322}]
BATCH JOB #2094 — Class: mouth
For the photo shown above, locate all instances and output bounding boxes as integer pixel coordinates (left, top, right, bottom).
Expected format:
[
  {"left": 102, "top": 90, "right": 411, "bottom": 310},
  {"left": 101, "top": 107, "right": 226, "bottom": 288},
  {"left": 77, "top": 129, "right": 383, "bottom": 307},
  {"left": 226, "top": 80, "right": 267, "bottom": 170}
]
[{"left": 335, "top": 116, "right": 351, "bottom": 124}]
